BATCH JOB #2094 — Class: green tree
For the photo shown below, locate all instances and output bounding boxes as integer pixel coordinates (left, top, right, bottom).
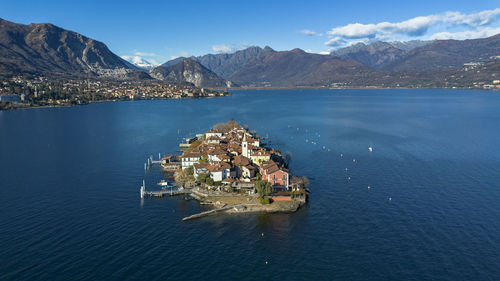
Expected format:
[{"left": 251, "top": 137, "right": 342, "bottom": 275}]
[
  {"left": 255, "top": 180, "right": 272, "bottom": 197},
  {"left": 260, "top": 197, "right": 272, "bottom": 204},
  {"left": 206, "top": 177, "right": 215, "bottom": 186},
  {"left": 198, "top": 173, "right": 210, "bottom": 184}
]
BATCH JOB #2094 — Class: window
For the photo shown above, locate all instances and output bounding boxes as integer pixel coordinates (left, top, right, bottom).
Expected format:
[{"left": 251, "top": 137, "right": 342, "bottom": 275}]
[{"left": 282, "top": 174, "right": 286, "bottom": 184}]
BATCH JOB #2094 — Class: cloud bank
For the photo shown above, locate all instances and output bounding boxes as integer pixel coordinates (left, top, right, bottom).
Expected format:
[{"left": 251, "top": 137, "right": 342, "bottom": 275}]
[{"left": 324, "top": 8, "right": 500, "bottom": 49}]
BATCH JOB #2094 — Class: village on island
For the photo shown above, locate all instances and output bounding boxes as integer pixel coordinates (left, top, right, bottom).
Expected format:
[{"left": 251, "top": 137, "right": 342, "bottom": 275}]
[{"left": 141, "top": 121, "right": 309, "bottom": 221}]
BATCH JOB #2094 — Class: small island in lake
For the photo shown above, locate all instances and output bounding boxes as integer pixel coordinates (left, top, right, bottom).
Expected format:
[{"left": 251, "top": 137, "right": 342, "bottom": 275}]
[{"left": 144, "top": 121, "right": 309, "bottom": 220}]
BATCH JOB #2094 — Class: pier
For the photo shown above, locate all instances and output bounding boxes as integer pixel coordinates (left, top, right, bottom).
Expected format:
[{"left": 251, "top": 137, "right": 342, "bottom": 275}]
[
  {"left": 140, "top": 180, "right": 190, "bottom": 198},
  {"left": 142, "top": 189, "right": 189, "bottom": 198},
  {"left": 182, "top": 204, "right": 244, "bottom": 221},
  {"left": 144, "top": 153, "right": 163, "bottom": 171}
]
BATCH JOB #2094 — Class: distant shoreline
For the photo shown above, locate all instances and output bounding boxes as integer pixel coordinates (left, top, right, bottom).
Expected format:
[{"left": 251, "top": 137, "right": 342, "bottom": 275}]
[{"left": 221, "top": 86, "right": 499, "bottom": 91}]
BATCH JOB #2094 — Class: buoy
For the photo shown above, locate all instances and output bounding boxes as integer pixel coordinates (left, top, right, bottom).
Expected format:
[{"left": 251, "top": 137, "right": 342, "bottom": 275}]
[
  {"left": 265, "top": 261, "right": 268, "bottom": 264},
  {"left": 348, "top": 177, "right": 351, "bottom": 180},
  {"left": 261, "top": 233, "right": 264, "bottom": 237},
  {"left": 353, "top": 159, "right": 356, "bottom": 162},
  {"left": 345, "top": 168, "right": 348, "bottom": 171},
  {"left": 389, "top": 197, "right": 392, "bottom": 201},
  {"left": 368, "top": 186, "right": 371, "bottom": 189},
  {"left": 368, "top": 146, "right": 373, "bottom": 152},
  {"left": 340, "top": 154, "right": 343, "bottom": 157}
]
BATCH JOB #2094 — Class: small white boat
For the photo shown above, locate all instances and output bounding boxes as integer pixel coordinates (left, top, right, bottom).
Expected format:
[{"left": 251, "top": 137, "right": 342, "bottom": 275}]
[{"left": 157, "top": 180, "right": 173, "bottom": 187}]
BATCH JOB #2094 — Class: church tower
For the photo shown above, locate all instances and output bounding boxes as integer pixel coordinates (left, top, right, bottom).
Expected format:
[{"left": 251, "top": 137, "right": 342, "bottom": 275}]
[{"left": 242, "top": 134, "right": 249, "bottom": 158}]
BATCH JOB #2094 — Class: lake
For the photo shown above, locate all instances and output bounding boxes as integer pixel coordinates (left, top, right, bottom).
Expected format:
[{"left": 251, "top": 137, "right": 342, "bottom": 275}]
[{"left": 1, "top": 89, "right": 500, "bottom": 280}]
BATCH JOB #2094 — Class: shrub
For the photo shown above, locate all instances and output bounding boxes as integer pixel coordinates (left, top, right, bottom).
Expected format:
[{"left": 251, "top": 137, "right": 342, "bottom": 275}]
[{"left": 260, "top": 197, "right": 273, "bottom": 205}]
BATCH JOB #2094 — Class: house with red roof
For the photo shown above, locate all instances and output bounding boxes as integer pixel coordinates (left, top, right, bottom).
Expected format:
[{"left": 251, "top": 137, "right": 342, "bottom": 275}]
[{"left": 259, "top": 160, "right": 289, "bottom": 191}]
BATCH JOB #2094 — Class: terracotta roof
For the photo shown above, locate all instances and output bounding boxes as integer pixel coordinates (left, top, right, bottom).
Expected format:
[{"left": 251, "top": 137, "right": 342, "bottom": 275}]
[
  {"left": 194, "top": 163, "right": 210, "bottom": 169},
  {"left": 251, "top": 150, "right": 270, "bottom": 156},
  {"left": 182, "top": 152, "right": 201, "bottom": 158},
  {"left": 233, "top": 155, "right": 251, "bottom": 166},
  {"left": 244, "top": 164, "right": 255, "bottom": 170},
  {"left": 219, "top": 162, "right": 231, "bottom": 169}
]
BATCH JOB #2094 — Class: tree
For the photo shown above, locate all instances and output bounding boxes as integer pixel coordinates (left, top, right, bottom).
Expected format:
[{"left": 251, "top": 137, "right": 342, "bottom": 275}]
[
  {"left": 206, "top": 177, "right": 215, "bottom": 186},
  {"left": 197, "top": 173, "right": 210, "bottom": 184},
  {"left": 199, "top": 155, "right": 208, "bottom": 163},
  {"left": 174, "top": 168, "right": 195, "bottom": 187},
  {"left": 255, "top": 180, "right": 272, "bottom": 197},
  {"left": 185, "top": 166, "right": 194, "bottom": 176},
  {"left": 260, "top": 197, "right": 272, "bottom": 204}
]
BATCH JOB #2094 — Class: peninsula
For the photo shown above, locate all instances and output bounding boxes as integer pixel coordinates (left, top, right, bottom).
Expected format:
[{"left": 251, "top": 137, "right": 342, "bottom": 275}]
[{"left": 149, "top": 121, "right": 309, "bottom": 220}]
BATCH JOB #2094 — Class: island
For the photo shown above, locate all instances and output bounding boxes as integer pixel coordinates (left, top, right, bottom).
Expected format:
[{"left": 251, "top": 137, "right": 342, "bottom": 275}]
[{"left": 143, "top": 121, "right": 309, "bottom": 220}]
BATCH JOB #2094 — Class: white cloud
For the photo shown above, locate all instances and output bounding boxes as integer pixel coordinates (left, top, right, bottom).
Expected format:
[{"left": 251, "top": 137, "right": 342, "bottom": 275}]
[
  {"left": 211, "top": 44, "right": 236, "bottom": 53},
  {"left": 318, "top": 51, "right": 330, "bottom": 55},
  {"left": 325, "top": 37, "right": 348, "bottom": 47},
  {"left": 324, "top": 8, "right": 500, "bottom": 49},
  {"left": 211, "top": 43, "right": 250, "bottom": 54},
  {"left": 300, "top": 29, "right": 323, "bottom": 36},
  {"left": 442, "top": 9, "right": 500, "bottom": 27},
  {"left": 121, "top": 55, "right": 159, "bottom": 69},
  {"left": 133, "top": 51, "right": 157, "bottom": 57},
  {"left": 428, "top": 26, "right": 500, "bottom": 40},
  {"left": 170, "top": 51, "right": 190, "bottom": 60}
]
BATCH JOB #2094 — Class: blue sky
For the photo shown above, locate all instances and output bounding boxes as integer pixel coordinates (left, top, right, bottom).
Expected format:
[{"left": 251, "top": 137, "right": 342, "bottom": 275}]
[{"left": 2, "top": 0, "right": 500, "bottom": 65}]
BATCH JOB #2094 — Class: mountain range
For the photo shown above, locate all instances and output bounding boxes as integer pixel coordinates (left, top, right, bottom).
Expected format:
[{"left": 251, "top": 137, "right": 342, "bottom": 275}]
[
  {"left": 1, "top": 18, "right": 499, "bottom": 88},
  {"left": 0, "top": 18, "right": 150, "bottom": 80}
]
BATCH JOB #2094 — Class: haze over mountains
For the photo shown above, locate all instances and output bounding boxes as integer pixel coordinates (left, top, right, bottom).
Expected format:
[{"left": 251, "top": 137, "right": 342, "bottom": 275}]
[{"left": 1, "top": 18, "right": 499, "bottom": 88}]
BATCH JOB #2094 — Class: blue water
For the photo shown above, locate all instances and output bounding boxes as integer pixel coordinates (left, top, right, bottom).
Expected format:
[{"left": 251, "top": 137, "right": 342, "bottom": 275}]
[{"left": 1, "top": 89, "right": 500, "bottom": 280}]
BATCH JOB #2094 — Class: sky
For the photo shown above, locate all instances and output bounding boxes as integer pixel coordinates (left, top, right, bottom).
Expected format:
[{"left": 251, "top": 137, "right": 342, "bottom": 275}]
[{"left": 1, "top": 0, "right": 500, "bottom": 65}]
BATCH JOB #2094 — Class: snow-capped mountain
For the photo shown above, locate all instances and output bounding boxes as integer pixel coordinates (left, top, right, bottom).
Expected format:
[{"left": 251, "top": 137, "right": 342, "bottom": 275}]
[{"left": 121, "top": 56, "right": 159, "bottom": 70}]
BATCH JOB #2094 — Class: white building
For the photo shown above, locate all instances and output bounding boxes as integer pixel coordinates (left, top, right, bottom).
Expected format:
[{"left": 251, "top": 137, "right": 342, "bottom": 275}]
[{"left": 181, "top": 153, "right": 201, "bottom": 170}]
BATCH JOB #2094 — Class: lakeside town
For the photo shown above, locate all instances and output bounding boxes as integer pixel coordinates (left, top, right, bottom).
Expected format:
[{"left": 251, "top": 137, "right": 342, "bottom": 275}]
[
  {"left": 0, "top": 76, "right": 230, "bottom": 110},
  {"left": 145, "top": 121, "right": 309, "bottom": 219}
]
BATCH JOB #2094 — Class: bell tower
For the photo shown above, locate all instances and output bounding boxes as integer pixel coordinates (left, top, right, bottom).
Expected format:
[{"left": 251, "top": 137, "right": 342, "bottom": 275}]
[{"left": 242, "top": 134, "right": 249, "bottom": 158}]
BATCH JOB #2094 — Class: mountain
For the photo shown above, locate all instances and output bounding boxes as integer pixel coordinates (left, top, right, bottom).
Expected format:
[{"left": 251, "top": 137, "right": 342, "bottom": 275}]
[
  {"left": 331, "top": 40, "right": 431, "bottom": 69},
  {"left": 150, "top": 58, "right": 231, "bottom": 88},
  {"left": 331, "top": 42, "right": 406, "bottom": 69},
  {"left": 226, "top": 48, "right": 372, "bottom": 87},
  {"left": 160, "top": 46, "right": 371, "bottom": 87},
  {"left": 0, "top": 18, "right": 149, "bottom": 79},
  {"left": 381, "top": 34, "right": 500, "bottom": 72},
  {"left": 194, "top": 46, "right": 275, "bottom": 78},
  {"left": 121, "top": 56, "right": 158, "bottom": 70},
  {"left": 160, "top": 46, "right": 275, "bottom": 78}
]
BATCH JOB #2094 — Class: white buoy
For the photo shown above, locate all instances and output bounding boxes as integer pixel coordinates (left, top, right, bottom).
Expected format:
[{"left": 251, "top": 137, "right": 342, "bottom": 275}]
[
  {"left": 348, "top": 177, "right": 351, "bottom": 180},
  {"left": 389, "top": 197, "right": 392, "bottom": 201},
  {"left": 368, "top": 146, "right": 373, "bottom": 152},
  {"left": 345, "top": 168, "right": 348, "bottom": 171},
  {"left": 353, "top": 159, "right": 356, "bottom": 162},
  {"left": 340, "top": 154, "right": 343, "bottom": 157}
]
